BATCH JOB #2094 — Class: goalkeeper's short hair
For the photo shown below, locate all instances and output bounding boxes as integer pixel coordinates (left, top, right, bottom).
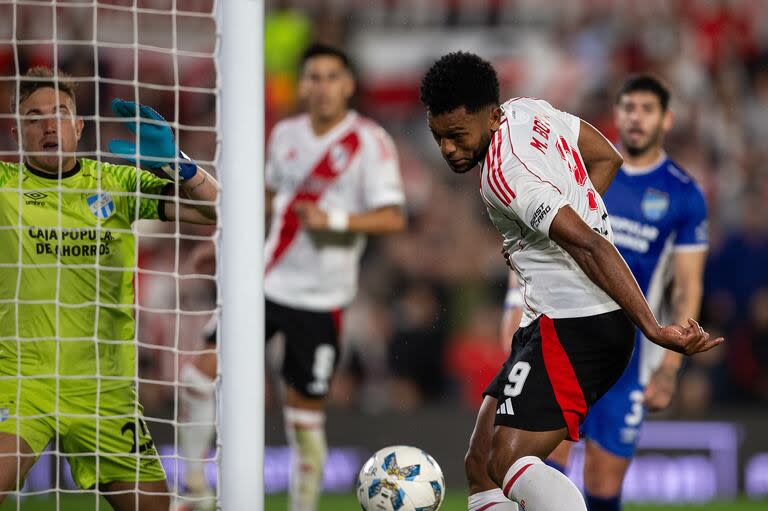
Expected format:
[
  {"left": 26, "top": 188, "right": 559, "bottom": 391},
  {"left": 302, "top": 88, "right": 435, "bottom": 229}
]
[{"left": 11, "top": 66, "right": 77, "bottom": 113}]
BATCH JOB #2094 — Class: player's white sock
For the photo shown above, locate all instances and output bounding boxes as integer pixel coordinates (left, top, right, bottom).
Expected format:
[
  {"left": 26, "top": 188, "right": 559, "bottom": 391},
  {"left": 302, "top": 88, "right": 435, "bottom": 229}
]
[
  {"left": 502, "top": 456, "right": 586, "bottom": 511},
  {"left": 284, "top": 407, "right": 327, "bottom": 511},
  {"left": 468, "top": 488, "right": 519, "bottom": 510},
  {"left": 179, "top": 364, "right": 216, "bottom": 495}
]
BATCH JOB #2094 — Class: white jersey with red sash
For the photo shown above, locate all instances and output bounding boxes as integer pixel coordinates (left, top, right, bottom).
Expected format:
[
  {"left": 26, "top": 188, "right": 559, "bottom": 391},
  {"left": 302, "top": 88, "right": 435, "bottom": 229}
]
[
  {"left": 264, "top": 111, "right": 404, "bottom": 311},
  {"left": 481, "top": 97, "right": 620, "bottom": 327}
]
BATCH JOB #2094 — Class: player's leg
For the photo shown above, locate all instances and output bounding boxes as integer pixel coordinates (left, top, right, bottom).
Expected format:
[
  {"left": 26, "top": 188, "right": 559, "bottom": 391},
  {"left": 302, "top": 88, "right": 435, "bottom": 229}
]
[
  {"left": 178, "top": 329, "right": 217, "bottom": 497},
  {"left": 486, "top": 311, "right": 635, "bottom": 510},
  {"left": 277, "top": 299, "right": 341, "bottom": 511},
  {"left": 579, "top": 371, "right": 644, "bottom": 511},
  {"left": 284, "top": 388, "right": 328, "bottom": 511},
  {"left": 0, "top": 433, "right": 37, "bottom": 500},
  {"left": 545, "top": 440, "right": 572, "bottom": 474},
  {"left": 0, "top": 379, "right": 56, "bottom": 501},
  {"left": 101, "top": 480, "right": 170, "bottom": 511},
  {"left": 465, "top": 397, "right": 518, "bottom": 510},
  {"left": 477, "top": 315, "right": 586, "bottom": 510},
  {"left": 487, "top": 426, "right": 586, "bottom": 510},
  {"left": 582, "top": 440, "right": 631, "bottom": 511},
  {"left": 63, "top": 387, "right": 171, "bottom": 511}
]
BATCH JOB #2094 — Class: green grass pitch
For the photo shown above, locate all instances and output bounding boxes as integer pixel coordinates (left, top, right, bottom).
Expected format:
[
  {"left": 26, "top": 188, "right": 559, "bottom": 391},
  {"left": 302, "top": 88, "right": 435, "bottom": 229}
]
[{"left": 1, "top": 494, "right": 766, "bottom": 510}]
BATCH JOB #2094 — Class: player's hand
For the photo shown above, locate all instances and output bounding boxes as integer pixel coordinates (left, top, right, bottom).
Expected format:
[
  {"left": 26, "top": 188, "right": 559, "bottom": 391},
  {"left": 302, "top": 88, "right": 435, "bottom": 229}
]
[
  {"left": 650, "top": 319, "right": 723, "bottom": 356},
  {"left": 109, "top": 98, "right": 197, "bottom": 180},
  {"left": 643, "top": 364, "right": 678, "bottom": 411},
  {"left": 293, "top": 201, "right": 329, "bottom": 231}
]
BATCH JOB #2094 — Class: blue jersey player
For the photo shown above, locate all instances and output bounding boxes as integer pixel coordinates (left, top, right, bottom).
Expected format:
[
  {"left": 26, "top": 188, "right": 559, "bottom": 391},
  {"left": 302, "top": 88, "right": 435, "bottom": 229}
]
[{"left": 546, "top": 75, "right": 709, "bottom": 511}]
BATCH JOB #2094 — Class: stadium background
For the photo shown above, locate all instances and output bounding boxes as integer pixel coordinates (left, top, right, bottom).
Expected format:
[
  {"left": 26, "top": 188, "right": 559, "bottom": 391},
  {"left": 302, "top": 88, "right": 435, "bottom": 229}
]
[{"left": 1, "top": 0, "right": 767, "bottom": 509}]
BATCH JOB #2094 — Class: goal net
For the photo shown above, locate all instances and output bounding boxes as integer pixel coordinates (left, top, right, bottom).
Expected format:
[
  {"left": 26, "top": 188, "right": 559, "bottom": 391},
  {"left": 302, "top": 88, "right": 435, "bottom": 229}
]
[{"left": 0, "top": 0, "right": 238, "bottom": 509}]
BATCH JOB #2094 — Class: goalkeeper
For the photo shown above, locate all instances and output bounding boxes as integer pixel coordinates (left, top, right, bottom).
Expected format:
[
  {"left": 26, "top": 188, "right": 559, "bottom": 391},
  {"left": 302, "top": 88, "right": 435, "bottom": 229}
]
[{"left": 0, "top": 67, "right": 218, "bottom": 511}]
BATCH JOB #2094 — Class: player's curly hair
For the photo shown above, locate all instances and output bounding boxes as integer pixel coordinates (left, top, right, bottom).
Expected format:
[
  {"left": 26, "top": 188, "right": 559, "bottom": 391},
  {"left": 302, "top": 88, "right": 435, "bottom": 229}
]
[{"left": 420, "top": 52, "right": 500, "bottom": 116}]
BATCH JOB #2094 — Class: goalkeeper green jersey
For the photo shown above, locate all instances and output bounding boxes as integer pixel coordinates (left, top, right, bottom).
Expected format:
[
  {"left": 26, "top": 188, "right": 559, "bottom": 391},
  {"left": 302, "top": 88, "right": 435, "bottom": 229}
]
[{"left": 0, "top": 159, "right": 171, "bottom": 395}]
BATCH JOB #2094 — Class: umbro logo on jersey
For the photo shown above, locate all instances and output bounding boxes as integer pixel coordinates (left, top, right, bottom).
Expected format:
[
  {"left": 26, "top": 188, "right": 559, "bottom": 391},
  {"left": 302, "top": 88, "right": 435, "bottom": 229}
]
[
  {"left": 86, "top": 192, "right": 115, "bottom": 220},
  {"left": 24, "top": 191, "right": 47, "bottom": 206},
  {"left": 497, "top": 397, "right": 515, "bottom": 416}
]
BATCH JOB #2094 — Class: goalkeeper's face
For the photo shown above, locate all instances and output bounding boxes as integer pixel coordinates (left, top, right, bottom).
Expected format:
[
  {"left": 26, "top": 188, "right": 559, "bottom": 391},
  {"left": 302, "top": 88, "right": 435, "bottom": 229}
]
[
  {"left": 12, "top": 87, "right": 84, "bottom": 174},
  {"left": 299, "top": 55, "right": 355, "bottom": 124}
]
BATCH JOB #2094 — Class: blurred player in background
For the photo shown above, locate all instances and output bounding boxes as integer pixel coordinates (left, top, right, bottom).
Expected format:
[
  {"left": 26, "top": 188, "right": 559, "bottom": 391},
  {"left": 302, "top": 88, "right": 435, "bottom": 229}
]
[
  {"left": 420, "top": 52, "right": 720, "bottom": 511},
  {"left": 177, "top": 43, "right": 405, "bottom": 511},
  {"left": 545, "top": 75, "right": 709, "bottom": 511},
  {"left": 0, "top": 67, "right": 218, "bottom": 511}
]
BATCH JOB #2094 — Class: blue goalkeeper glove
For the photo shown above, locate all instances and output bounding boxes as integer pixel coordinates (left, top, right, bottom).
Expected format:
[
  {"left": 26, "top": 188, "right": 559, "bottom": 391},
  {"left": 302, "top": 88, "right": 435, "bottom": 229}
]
[{"left": 108, "top": 98, "right": 198, "bottom": 180}]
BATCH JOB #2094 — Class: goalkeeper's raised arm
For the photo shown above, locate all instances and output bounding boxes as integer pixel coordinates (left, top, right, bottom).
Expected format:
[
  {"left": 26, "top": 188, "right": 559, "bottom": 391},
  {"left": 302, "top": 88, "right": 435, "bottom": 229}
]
[{"left": 108, "top": 98, "right": 218, "bottom": 224}]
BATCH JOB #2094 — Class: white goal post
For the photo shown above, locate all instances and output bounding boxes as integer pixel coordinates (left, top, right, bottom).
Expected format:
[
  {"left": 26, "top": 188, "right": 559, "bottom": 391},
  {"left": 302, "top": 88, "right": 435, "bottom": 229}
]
[{"left": 218, "top": 0, "right": 265, "bottom": 509}]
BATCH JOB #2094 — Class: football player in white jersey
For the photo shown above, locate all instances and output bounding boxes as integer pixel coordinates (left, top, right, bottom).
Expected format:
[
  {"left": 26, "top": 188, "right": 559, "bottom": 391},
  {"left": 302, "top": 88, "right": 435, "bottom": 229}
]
[
  {"left": 420, "top": 52, "right": 721, "bottom": 511},
  {"left": 176, "top": 44, "right": 405, "bottom": 511}
]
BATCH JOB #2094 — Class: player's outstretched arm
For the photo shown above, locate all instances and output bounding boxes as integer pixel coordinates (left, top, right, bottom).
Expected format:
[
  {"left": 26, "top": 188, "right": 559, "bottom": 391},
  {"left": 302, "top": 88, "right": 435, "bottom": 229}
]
[
  {"left": 577, "top": 119, "right": 623, "bottom": 195},
  {"left": 644, "top": 246, "right": 708, "bottom": 410},
  {"left": 548, "top": 205, "right": 723, "bottom": 355},
  {"left": 109, "top": 98, "right": 218, "bottom": 224},
  {"left": 292, "top": 202, "right": 405, "bottom": 235}
]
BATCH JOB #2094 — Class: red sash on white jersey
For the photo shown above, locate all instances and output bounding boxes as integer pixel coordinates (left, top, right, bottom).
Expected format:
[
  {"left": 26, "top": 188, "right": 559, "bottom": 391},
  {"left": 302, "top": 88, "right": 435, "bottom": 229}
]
[{"left": 265, "top": 130, "right": 361, "bottom": 273}]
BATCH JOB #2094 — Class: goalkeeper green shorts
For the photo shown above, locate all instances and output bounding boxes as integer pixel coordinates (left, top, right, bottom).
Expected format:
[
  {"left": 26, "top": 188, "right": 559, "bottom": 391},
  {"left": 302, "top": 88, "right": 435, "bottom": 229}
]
[{"left": 0, "top": 377, "right": 166, "bottom": 489}]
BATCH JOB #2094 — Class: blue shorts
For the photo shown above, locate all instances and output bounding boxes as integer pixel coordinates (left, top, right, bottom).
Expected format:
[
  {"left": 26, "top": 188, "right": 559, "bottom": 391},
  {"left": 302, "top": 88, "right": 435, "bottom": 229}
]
[{"left": 580, "top": 364, "right": 645, "bottom": 459}]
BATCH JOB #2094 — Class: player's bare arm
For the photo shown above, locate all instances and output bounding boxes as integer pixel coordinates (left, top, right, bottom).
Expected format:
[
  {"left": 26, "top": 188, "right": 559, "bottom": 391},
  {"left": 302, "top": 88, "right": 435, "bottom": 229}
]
[
  {"left": 163, "top": 166, "right": 219, "bottom": 224},
  {"left": 644, "top": 248, "right": 707, "bottom": 410},
  {"left": 548, "top": 205, "right": 722, "bottom": 355},
  {"left": 577, "top": 119, "right": 623, "bottom": 195},
  {"left": 293, "top": 202, "right": 406, "bottom": 234}
]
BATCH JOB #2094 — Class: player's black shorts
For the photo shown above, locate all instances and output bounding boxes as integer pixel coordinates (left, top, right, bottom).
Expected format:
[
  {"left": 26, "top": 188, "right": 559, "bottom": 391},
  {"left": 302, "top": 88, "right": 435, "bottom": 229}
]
[
  {"left": 265, "top": 298, "right": 342, "bottom": 399},
  {"left": 483, "top": 309, "right": 634, "bottom": 441},
  {"left": 203, "top": 299, "right": 342, "bottom": 399}
]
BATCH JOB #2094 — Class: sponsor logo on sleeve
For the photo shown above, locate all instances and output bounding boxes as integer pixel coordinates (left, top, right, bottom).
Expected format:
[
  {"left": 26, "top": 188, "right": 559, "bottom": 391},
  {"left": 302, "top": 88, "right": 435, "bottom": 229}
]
[
  {"left": 530, "top": 203, "right": 552, "bottom": 229},
  {"left": 86, "top": 192, "right": 115, "bottom": 220},
  {"left": 505, "top": 108, "right": 531, "bottom": 125}
]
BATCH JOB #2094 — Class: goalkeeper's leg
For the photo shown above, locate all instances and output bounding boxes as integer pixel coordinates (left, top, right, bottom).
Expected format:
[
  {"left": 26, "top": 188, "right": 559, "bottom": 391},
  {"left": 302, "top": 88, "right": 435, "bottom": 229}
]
[
  {"left": 284, "top": 388, "right": 328, "bottom": 511},
  {"left": 102, "top": 480, "right": 170, "bottom": 511},
  {"left": 0, "top": 434, "right": 38, "bottom": 502},
  {"left": 179, "top": 356, "right": 217, "bottom": 496}
]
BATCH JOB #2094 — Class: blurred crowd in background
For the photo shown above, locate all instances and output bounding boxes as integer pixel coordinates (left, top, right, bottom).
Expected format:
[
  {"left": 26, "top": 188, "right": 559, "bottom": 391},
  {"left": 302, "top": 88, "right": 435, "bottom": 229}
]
[{"left": 1, "top": 0, "right": 767, "bottom": 420}]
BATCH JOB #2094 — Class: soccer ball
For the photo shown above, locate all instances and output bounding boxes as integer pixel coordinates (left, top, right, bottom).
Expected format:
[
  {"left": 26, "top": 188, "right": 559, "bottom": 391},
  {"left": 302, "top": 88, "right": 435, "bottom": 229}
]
[{"left": 356, "top": 445, "right": 445, "bottom": 511}]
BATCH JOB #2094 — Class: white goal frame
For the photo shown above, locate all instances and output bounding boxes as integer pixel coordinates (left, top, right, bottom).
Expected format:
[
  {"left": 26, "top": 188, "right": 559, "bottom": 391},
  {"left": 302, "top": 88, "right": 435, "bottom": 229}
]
[{"left": 218, "top": 0, "right": 264, "bottom": 509}]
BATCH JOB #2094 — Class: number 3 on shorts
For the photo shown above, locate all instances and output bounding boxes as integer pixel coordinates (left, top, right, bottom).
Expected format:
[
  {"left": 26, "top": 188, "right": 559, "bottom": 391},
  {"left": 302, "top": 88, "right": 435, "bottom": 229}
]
[{"left": 503, "top": 361, "right": 531, "bottom": 398}]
